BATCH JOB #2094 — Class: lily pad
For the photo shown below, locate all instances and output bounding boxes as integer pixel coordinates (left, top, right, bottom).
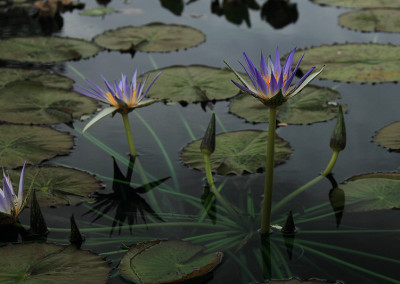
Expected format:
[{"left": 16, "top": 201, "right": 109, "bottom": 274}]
[
  {"left": 229, "top": 85, "right": 343, "bottom": 124},
  {"left": 0, "top": 125, "right": 73, "bottom": 168},
  {"left": 339, "top": 9, "right": 400, "bottom": 33},
  {"left": 0, "top": 243, "right": 110, "bottom": 283},
  {"left": 288, "top": 43, "right": 400, "bottom": 83},
  {"left": 310, "top": 0, "right": 400, "bottom": 9},
  {"left": 79, "top": 7, "right": 115, "bottom": 16},
  {"left": 0, "top": 68, "right": 74, "bottom": 89},
  {"left": 93, "top": 23, "right": 205, "bottom": 53},
  {"left": 9, "top": 165, "right": 101, "bottom": 207},
  {"left": 0, "top": 37, "right": 100, "bottom": 63},
  {"left": 145, "top": 65, "right": 241, "bottom": 103},
  {"left": 373, "top": 121, "right": 400, "bottom": 151},
  {"left": 119, "top": 240, "right": 222, "bottom": 284},
  {"left": 340, "top": 173, "right": 400, "bottom": 212},
  {"left": 0, "top": 81, "right": 98, "bottom": 124},
  {"left": 181, "top": 130, "right": 292, "bottom": 175}
]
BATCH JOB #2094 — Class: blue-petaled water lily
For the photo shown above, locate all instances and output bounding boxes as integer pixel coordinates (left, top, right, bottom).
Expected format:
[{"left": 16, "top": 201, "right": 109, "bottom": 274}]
[
  {"left": 74, "top": 70, "right": 162, "bottom": 133},
  {"left": 225, "top": 47, "right": 324, "bottom": 107},
  {"left": 0, "top": 162, "right": 26, "bottom": 223}
]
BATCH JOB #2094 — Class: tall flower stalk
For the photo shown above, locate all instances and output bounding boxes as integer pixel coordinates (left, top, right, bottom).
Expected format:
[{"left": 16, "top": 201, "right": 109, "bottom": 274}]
[
  {"left": 74, "top": 70, "right": 162, "bottom": 157},
  {"left": 225, "top": 47, "right": 324, "bottom": 234}
]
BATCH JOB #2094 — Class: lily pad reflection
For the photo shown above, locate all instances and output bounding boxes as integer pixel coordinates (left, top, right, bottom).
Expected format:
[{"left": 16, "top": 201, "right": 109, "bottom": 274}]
[
  {"left": 9, "top": 165, "right": 102, "bottom": 207},
  {"left": 0, "top": 243, "right": 110, "bottom": 283},
  {"left": 182, "top": 130, "right": 292, "bottom": 175},
  {"left": 0, "top": 125, "right": 73, "bottom": 168},
  {"left": 0, "top": 81, "right": 98, "bottom": 124},
  {"left": 93, "top": 23, "right": 205, "bottom": 53},
  {"left": 229, "top": 85, "right": 344, "bottom": 124},
  {"left": 119, "top": 240, "right": 222, "bottom": 284}
]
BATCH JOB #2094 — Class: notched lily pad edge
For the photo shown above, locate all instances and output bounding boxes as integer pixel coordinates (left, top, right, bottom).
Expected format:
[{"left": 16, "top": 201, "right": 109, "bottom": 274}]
[
  {"left": 93, "top": 22, "right": 206, "bottom": 54},
  {"left": 287, "top": 42, "right": 400, "bottom": 84},
  {"left": 372, "top": 121, "right": 400, "bottom": 152}
]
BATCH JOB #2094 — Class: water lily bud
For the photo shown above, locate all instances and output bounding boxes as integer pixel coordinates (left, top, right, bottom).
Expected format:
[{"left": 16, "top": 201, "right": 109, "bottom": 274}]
[
  {"left": 200, "top": 113, "right": 216, "bottom": 155},
  {"left": 330, "top": 105, "right": 346, "bottom": 152}
]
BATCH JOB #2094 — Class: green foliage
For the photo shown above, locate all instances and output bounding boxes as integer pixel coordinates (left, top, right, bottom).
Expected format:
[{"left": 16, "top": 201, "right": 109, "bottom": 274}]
[{"left": 339, "top": 9, "right": 400, "bottom": 33}]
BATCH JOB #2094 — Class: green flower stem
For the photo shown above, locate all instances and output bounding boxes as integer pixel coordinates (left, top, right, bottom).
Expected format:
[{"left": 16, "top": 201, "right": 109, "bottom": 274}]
[
  {"left": 260, "top": 107, "right": 277, "bottom": 234},
  {"left": 121, "top": 112, "right": 136, "bottom": 157},
  {"left": 273, "top": 150, "right": 340, "bottom": 213},
  {"left": 203, "top": 153, "right": 237, "bottom": 217}
]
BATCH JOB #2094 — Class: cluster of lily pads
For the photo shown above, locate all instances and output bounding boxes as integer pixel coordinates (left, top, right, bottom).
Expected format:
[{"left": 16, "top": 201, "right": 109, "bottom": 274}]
[{"left": 1, "top": 0, "right": 400, "bottom": 283}]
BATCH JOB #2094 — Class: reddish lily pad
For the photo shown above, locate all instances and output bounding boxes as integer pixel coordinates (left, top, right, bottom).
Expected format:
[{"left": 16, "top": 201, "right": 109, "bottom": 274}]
[
  {"left": 145, "top": 65, "right": 241, "bottom": 103},
  {"left": 119, "top": 240, "right": 222, "bottom": 284},
  {"left": 0, "top": 37, "right": 100, "bottom": 63},
  {"left": 229, "top": 85, "right": 343, "bottom": 124},
  {"left": 339, "top": 9, "right": 400, "bottom": 33},
  {"left": 0, "top": 68, "right": 74, "bottom": 89},
  {"left": 93, "top": 23, "right": 205, "bottom": 53},
  {"left": 0, "top": 125, "right": 73, "bottom": 168},
  {"left": 340, "top": 173, "right": 400, "bottom": 212},
  {"left": 0, "top": 243, "right": 110, "bottom": 283},
  {"left": 310, "top": 0, "right": 400, "bottom": 9},
  {"left": 182, "top": 130, "right": 292, "bottom": 175},
  {"left": 9, "top": 165, "right": 101, "bottom": 207},
  {"left": 374, "top": 121, "right": 400, "bottom": 151},
  {"left": 288, "top": 43, "right": 400, "bottom": 83}
]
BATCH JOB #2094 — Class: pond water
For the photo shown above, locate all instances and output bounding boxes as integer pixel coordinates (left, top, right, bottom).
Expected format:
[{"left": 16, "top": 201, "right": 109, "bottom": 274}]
[{"left": 1, "top": 0, "right": 400, "bottom": 283}]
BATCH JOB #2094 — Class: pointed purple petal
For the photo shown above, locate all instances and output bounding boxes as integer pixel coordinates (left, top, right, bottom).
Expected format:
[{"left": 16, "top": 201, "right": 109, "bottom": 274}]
[
  {"left": 269, "top": 71, "right": 279, "bottom": 96},
  {"left": 292, "top": 67, "right": 315, "bottom": 90},
  {"left": 142, "top": 72, "right": 162, "bottom": 98},
  {"left": 17, "top": 161, "right": 26, "bottom": 208},
  {"left": 232, "top": 80, "right": 257, "bottom": 96},
  {"left": 243, "top": 52, "right": 257, "bottom": 78},
  {"left": 273, "top": 46, "right": 281, "bottom": 75},
  {"left": 239, "top": 62, "right": 257, "bottom": 88},
  {"left": 283, "top": 48, "right": 296, "bottom": 76},
  {"left": 284, "top": 53, "right": 305, "bottom": 91},
  {"left": 260, "top": 51, "right": 268, "bottom": 77},
  {"left": 254, "top": 68, "right": 269, "bottom": 96}
]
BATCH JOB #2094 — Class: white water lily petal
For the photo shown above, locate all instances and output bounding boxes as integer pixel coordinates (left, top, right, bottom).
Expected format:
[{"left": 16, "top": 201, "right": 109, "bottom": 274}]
[
  {"left": 82, "top": 106, "right": 118, "bottom": 133},
  {"left": 287, "top": 66, "right": 325, "bottom": 98},
  {"left": 17, "top": 162, "right": 26, "bottom": 209}
]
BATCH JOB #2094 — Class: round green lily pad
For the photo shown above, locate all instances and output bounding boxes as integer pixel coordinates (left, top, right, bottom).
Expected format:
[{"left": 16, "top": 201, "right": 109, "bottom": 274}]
[
  {"left": 182, "top": 130, "right": 292, "bottom": 175},
  {"left": 0, "top": 81, "right": 98, "bottom": 124},
  {"left": 0, "top": 68, "right": 74, "bottom": 89},
  {"left": 0, "top": 243, "right": 110, "bottom": 283},
  {"left": 9, "top": 165, "right": 101, "bottom": 207},
  {"left": 119, "top": 240, "right": 222, "bottom": 284},
  {"left": 229, "top": 85, "right": 344, "bottom": 124},
  {"left": 289, "top": 43, "right": 400, "bottom": 83},
  {"left": 145, "top": 65, "right": 241, "bottom": 103},
  {"left": 340, "top": 173, "right": 400, "bottom": 212},
  {"left": 373, "top": 121, "right": 400, "bottom": 151},
  {"left": 310, "top": 0, "right": 400, "bottom": 9},
  {"left": 339, "top": 9, "right": 400, "bottom": 33},
  {"left": 79, "top": 7, "right": 115, "bottom": 16},
  {"left": 0, "top": 37, "right": 100, "bottom": 63},
  {"left": 0, "top": 125, "right": 73, "bottom": 168},
  {"left": 93, "top": 23, "right": 205, "bottom": 53}
]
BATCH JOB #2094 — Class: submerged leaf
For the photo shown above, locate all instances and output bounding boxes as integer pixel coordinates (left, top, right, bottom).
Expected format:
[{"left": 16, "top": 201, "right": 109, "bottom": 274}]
[
  {"left": 0, "top": 36, "right": 100, "bottom": 63},
  {"left": 0, "top": 125, "right": 73, "bottom": 168},
  {"left": 93, "top": 23, "right": 205, "bottom": 53},
  {"left": 0, "top": 243, "right": 110, "bottom": 283},
  {"left": 230, "top": 85, "right": 344, "bottom": 124},
  {"left": 182, "top": 130, "right": 292, "bottom": 175},
  {"left": 287, "top": 43, "right": 400, "bottom": 83},
  {"left": 340, "top": 173, "right": 400, "bottom": 212},
  {"left": 0, "top": 81, "right": 98, "bottom": 124},
  {"left": 9, "top": 165, "right": 102, "bottom": 207},
  {"left": 119, "top": 240, "right": 222, "bottom": 284},
  {"left": 146, "top": 65, "right": 242, "bottom": 103}
]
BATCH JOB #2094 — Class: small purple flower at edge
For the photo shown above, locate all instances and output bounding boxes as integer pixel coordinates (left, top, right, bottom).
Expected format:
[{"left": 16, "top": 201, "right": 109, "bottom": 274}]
[
  {"left": 225, "top": 46, "right": 324, "bottom": 107},
  {"left": 74, "top": 70, "right": 162, "bottom": 113},
  {"left": 0, "top": 161, "right": 26, "bottom": 222}
]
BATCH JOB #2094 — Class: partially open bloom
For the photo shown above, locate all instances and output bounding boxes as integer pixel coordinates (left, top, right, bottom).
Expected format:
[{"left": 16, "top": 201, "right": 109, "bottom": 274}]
[
  {"left": 225, "top": 46, "right": 324, "bottom": 107},
  {"left": 0, "top": 162, "right": 26, "bottom": 223},
  {"left": 74, "top": 70, "right": 162, "bottom": 132}
]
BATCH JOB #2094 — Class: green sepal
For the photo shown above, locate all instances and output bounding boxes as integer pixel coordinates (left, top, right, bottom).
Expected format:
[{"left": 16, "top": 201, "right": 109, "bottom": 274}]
[
  {"left": 200, "top": 113, "right": 216, "bottom": 155},
  {"left": 260, "top": 90, "right": 287, "bottom": 107},
  {"left": 82, "top": 106, "right": 118, "bottom": 133},
  {"left": 330, "top": 105, "right": 346, "bottom": 152},
  {"left": 70, "top": 214, "right": 85, "bottom": 248}
]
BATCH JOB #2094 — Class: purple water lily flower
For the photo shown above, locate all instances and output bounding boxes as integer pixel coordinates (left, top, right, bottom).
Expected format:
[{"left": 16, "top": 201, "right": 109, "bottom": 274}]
[
  {"left": 74, "top": 70, "right": 162, "bottom": 112},
  {"left": 225, "top": 46, "right": 324, "bottom": 107},
  {"left": 0, "top": 161, "right": 26, "bottom": 221}
]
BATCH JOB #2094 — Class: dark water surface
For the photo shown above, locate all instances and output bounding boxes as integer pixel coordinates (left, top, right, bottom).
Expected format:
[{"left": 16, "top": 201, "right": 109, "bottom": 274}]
[{"left": 2, "top": 0, "right": 400, "bottom": 283}]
